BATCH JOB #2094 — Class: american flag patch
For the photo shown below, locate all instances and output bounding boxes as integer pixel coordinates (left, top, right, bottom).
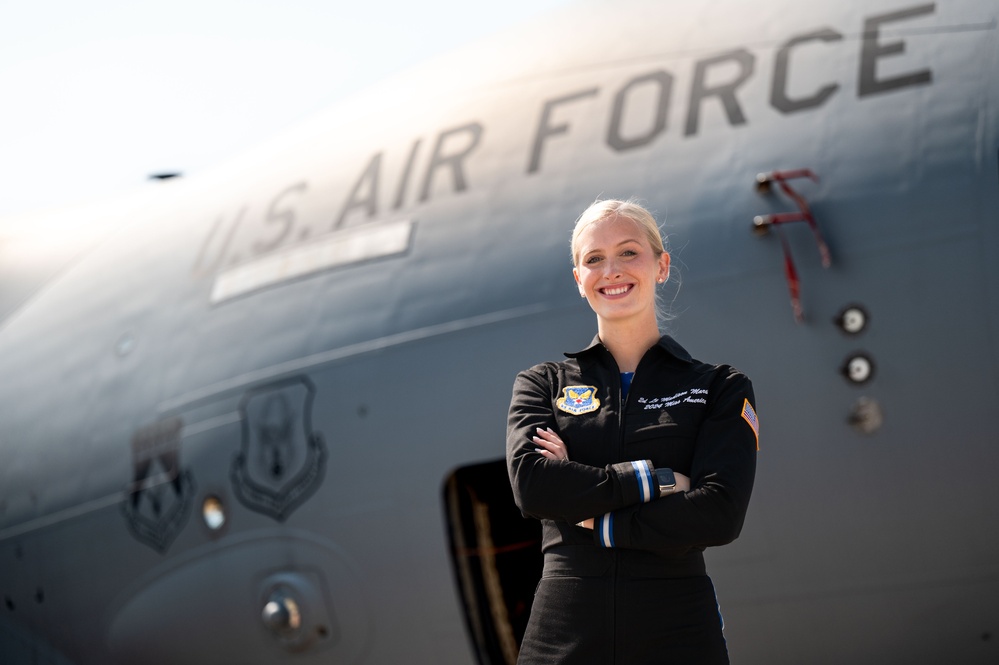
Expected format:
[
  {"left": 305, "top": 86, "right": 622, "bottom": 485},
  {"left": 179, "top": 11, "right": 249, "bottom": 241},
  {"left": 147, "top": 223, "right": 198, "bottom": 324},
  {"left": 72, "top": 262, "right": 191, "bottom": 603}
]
[{"left": 741, "top": 398, "right": 759, "bottom": 450}]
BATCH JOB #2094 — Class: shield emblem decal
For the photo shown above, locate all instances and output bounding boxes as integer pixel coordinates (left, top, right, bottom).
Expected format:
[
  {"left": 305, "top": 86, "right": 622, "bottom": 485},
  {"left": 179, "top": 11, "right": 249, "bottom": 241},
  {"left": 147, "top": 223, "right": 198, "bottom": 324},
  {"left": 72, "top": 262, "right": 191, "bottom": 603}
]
[
  {"left": 121, "top": 416, "right": 195, "bottom": 553},
  {"left": 231, "top": 377, "right": 326, "bottom": 521}
]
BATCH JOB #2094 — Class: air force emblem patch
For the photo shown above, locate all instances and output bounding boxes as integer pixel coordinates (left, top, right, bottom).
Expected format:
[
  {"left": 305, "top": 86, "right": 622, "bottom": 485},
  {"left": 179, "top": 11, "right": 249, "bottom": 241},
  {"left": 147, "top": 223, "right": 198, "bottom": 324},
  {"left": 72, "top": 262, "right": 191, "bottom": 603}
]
[
  {"left": 231, "top": 377, "right": 326, "bottom": 522},
  {"left": 557, "top": 385, "right": 601, "bottom": 415},
  {"left": 122, "top": 416, "right": 194, "bottom": 553}
]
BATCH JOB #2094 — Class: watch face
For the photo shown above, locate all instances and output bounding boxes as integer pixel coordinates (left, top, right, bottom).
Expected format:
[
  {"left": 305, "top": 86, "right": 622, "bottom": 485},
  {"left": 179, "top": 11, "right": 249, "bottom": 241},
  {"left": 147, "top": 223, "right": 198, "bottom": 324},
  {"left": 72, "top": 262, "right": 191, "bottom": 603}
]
[{"left": 657, "top": 468, "right": 676, "bottom": 488}]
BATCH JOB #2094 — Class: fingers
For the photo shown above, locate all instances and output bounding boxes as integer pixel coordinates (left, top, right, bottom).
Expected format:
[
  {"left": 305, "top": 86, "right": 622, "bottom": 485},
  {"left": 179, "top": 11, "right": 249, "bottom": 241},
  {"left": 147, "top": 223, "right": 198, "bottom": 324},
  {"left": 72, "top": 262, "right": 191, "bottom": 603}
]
[
  {"left": 532, "top": 427, "right": 569, "bottom": 461},
  {"left": 674, "top": 472, "right": 691, "bottom": 493},
  {"left": 533, "top": 427, "right": 564, "bottom": 444}
]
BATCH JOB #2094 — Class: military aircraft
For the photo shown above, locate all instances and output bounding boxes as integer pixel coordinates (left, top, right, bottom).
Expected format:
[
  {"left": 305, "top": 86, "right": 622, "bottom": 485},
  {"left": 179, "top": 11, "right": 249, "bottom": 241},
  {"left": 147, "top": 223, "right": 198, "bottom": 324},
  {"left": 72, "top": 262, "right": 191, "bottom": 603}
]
[{"left": 2, "top": 0, "right": 997, "bottom": 663}]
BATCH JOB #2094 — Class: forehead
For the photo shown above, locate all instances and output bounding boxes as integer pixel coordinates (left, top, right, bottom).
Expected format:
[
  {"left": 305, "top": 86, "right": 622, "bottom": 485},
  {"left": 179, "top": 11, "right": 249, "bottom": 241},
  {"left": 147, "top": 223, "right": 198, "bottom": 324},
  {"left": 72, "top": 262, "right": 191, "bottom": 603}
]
[{"left": 576, "top": 216, "right": 648, "bottom": 254}]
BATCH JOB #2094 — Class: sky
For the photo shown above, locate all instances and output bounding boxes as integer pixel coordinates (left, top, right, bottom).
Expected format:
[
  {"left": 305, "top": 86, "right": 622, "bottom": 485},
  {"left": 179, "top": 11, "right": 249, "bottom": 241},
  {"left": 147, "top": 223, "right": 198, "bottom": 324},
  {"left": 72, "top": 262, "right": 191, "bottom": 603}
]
[{"left": 0, "top": 0, "right": 572, "bottom": 219}]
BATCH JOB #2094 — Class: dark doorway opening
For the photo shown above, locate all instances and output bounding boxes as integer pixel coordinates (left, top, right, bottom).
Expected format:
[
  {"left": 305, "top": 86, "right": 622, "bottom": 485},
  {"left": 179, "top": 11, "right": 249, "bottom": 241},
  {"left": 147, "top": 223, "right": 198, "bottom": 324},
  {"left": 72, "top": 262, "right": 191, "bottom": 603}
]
[{"left": 443, "top": 459, "right": 542, "bottom": 665}]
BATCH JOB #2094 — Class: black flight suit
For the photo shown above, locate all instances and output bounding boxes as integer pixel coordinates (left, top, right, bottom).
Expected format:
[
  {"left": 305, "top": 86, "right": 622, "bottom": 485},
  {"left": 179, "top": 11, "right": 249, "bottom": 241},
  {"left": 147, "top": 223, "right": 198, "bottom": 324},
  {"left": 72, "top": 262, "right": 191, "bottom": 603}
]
[{"left": 507, "top": 335, "right": 758, "bottom": 664}]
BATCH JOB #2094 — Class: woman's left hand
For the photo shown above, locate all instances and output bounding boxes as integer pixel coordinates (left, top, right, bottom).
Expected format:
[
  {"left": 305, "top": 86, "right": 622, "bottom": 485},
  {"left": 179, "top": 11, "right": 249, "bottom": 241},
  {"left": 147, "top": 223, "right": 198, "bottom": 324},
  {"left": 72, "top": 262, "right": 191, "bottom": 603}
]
[
  {"left": 533, "top": 427, "right": 569, "bottom": 461},
  {"left": 576, "top": 472, "right": 692, "bottom": 530}
]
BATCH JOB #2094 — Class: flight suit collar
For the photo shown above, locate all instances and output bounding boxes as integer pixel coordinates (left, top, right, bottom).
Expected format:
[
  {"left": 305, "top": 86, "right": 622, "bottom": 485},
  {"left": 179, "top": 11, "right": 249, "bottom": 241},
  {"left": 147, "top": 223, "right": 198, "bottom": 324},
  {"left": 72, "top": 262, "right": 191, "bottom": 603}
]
[{"left": 564, "top": 334, "right": 694, "bottom": 365}]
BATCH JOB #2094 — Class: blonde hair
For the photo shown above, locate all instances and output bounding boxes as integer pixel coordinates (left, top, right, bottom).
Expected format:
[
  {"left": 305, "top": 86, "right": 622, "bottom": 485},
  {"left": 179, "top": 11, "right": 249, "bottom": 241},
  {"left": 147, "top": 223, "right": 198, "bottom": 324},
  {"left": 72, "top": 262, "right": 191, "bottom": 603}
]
[{"left": 571, "top": 199, "right": 665, "bottom": 266}]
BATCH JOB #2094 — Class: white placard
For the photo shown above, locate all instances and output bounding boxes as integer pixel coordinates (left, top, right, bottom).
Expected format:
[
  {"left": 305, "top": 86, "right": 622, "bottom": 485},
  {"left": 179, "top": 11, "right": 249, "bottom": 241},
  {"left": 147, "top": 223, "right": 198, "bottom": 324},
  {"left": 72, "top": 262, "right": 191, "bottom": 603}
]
[{"left": 210, "top": 219, "right": 414, "bottom": 303}]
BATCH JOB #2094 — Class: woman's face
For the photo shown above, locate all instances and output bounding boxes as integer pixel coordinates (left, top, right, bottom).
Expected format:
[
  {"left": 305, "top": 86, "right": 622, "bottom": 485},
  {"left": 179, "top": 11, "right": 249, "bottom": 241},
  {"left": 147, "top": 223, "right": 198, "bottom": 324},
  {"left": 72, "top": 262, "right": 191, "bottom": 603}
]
[{"left": 572, "top": 215, "right": 670, "bottom": 326}]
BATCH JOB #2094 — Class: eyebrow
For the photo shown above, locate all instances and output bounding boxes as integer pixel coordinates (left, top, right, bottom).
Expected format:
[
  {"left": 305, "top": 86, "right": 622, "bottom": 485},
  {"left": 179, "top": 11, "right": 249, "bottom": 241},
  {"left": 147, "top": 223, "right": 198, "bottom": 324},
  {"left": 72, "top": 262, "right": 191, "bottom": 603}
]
[{"left": 581, "top": 238, "right": 642, "bottom": 258}]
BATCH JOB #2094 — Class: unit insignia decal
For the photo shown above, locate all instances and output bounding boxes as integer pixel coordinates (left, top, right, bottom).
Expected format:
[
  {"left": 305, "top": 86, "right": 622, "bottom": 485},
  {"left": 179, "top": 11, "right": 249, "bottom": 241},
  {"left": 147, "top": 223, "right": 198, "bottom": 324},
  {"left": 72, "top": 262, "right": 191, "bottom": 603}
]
[
  {"left": 557, "top": 385, "right": 601, "bottom": 415},
  {"left": 122, "top": 416, "right": 195, "bottom": 553},
  {"left": 231, "top": 377, "right": 326, "bottom": 522}
]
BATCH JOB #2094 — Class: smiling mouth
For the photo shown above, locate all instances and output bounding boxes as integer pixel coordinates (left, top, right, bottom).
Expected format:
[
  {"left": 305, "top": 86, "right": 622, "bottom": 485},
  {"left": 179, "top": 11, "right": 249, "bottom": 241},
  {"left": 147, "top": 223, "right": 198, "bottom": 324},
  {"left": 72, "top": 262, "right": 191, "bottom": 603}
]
[{"left": 600, "top": 284, "right": 633, "bottom": 296}]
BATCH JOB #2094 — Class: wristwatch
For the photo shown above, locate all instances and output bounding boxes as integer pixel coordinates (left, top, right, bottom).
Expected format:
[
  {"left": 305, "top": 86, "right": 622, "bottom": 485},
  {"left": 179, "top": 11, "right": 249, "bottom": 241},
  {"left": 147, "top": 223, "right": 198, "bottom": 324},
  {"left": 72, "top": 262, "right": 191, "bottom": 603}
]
[{"left": 655, "top": 468, "right": 677, "bottom": 498}]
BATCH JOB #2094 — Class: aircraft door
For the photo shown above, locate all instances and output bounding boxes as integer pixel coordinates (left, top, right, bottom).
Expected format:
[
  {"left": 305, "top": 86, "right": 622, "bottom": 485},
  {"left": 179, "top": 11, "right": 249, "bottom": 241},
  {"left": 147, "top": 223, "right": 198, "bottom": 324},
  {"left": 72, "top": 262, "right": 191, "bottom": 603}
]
[{"left": 444, "top": 459, "right": 542, "bottom": 665}]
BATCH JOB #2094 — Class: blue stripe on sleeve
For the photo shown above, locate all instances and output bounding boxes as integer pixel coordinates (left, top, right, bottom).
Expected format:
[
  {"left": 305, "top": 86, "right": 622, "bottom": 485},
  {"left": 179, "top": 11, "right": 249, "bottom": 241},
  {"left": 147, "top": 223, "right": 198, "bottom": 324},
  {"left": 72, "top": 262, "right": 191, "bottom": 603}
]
[
  {"left": 631, "top": 460, "right": 653, "bottom": 503},
  {"left": 598, "top": 513, "right": 615, "bottom": 548}
]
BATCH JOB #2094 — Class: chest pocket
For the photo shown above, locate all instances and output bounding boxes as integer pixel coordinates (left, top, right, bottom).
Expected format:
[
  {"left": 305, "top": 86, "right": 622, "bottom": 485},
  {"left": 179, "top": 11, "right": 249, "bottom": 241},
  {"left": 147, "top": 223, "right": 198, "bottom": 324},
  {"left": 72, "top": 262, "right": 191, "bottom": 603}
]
[
  {"left": 623, "top": 406, "right": 703, "bottom": 469},
  {"left": 625, "top": 407, "right": 698, "bottom": 440}
]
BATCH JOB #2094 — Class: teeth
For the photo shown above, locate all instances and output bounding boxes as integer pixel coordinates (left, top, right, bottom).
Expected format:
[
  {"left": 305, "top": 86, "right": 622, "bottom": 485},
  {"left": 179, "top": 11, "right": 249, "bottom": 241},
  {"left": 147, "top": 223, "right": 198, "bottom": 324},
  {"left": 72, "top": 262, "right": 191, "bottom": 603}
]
[{"left": 604, "top": 286, "right": 630, "bottom": 296}]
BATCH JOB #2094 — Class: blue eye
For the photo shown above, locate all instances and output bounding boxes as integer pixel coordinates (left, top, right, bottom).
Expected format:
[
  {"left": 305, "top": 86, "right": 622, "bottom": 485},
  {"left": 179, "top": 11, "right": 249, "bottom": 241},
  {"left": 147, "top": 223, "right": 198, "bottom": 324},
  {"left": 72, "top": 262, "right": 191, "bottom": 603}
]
[{"left": 585, "top": 255, "right": 602, "bottom": 264}]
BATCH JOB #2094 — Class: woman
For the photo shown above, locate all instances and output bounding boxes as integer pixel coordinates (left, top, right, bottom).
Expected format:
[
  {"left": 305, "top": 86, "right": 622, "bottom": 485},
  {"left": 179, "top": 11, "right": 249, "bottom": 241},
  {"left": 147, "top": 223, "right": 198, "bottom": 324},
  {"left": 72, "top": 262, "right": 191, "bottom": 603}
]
[{"left": 506, "top": 199, "right": 758, "bottom": 664}]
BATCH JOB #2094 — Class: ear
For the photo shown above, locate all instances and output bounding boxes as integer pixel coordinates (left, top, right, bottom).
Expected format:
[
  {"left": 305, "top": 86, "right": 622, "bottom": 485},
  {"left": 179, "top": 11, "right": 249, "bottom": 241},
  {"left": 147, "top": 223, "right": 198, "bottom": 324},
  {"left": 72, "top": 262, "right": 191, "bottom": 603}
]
[
  {"left": 573, "top": 266, "right": 584, "bottom": 296},
  {"left": 658, "top": 252, "right": 671, "bottom": 282}
]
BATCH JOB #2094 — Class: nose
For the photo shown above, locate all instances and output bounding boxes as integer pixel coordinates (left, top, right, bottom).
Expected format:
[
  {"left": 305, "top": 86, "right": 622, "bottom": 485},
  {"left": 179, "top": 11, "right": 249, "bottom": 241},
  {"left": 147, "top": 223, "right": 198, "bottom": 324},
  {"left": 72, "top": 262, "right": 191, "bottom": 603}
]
[{"left": 603, "top": 258, "right": 622, "bottom": 278}]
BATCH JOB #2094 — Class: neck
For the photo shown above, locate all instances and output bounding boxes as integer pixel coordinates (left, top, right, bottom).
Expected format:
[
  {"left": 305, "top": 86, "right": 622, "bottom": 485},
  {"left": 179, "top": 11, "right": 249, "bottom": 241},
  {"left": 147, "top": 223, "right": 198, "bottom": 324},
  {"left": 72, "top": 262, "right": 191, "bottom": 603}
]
[{"left": 597, "top": 316, "right": 661, "bottom": 372}]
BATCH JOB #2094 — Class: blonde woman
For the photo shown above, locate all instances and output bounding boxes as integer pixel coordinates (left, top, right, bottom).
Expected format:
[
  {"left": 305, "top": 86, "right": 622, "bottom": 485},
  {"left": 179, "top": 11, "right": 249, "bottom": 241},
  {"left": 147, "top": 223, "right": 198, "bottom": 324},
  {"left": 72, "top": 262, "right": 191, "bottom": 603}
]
[{"left": 507, "top": 199, "right": 759, "bottom": 664}]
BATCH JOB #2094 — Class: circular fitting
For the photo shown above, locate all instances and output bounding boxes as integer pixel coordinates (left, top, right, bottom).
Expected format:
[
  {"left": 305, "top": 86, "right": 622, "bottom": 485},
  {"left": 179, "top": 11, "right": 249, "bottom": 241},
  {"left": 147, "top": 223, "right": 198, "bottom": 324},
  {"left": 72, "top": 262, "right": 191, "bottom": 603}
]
[
  {"left": 836, "top": 305, "right": 869, "bottom": 335},
  {"left": 842, "top": 353, "right": 875, "bottom": 385},
  {"left": 755, "top": 172, "right": 773, "bottom": 194},
  {"left": 257, "top": 572, "right": 337, "bottom": 653},
  {"left": 848, "top": 397, "right": 884, "bottom": 434},
  {"left": 201, "top": 495, "right": 226, "bottom": 531},
  {"left": 115, "top": 333, "right": 135, "bottom": 357},
  {"left": 262, "top": 590, "right": 303, "bottom": 636},
  {"left": 751, "top": 215, "right": 772, "bottom": 236}
]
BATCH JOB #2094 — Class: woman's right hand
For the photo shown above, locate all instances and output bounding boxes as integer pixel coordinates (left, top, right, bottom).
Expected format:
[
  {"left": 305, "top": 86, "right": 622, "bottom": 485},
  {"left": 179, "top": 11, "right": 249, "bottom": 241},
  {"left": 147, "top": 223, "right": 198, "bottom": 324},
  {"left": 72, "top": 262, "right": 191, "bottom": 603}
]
[
  {"left": 533, "top": 427, "right": 569, "bottom": 461},
  {"left": 673, "top": 472, "right": 691, "bottom": 494}
]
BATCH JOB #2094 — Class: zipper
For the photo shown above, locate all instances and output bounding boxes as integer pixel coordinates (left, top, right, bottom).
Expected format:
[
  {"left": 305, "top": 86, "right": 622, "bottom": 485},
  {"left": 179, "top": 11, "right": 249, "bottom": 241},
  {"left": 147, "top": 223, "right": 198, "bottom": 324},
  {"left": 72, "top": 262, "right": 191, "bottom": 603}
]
[{"left": 617, "top": 370, "right": 626, "bottom": 456}]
